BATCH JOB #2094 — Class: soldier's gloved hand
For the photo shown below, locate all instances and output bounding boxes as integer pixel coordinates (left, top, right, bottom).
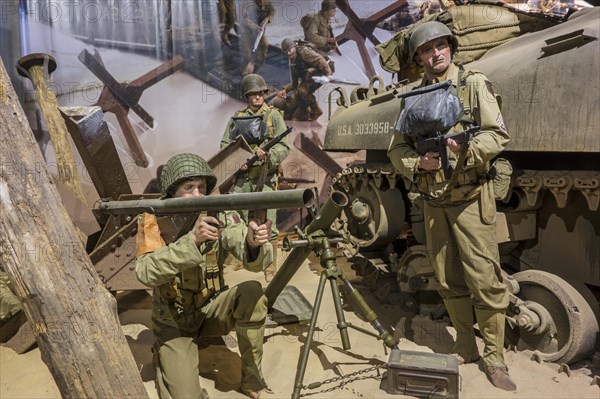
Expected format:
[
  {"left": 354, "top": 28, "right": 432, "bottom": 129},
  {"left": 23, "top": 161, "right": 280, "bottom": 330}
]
[
  {"left": 190, "top": 216, "right": 221, "bottom": 246},
  {"left": 247, "top": 220, "right": 269, "bottom": 248},
  {"left": 326, "top": 37, "right": 337, "bottom": 45},
  {"left": 417, "top": 152, "right": 441, "bottom": 171}
]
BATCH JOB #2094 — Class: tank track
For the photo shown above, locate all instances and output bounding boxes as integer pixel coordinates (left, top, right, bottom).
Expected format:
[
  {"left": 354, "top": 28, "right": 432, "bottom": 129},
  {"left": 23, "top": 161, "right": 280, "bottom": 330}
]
[
  {"left": 333, "top": 166, "right": 600, "bottom": 212},
  {"left": 331, "top": 163, "right": 399, "bottom": 195},
  {"left": 329, "top": 165, "right": 600, "bottom": 306}
]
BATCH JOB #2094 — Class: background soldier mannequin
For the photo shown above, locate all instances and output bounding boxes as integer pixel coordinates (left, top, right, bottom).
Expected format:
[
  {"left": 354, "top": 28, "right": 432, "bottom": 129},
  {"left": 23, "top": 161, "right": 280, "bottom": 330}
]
[
  {"left": 272, "top": 38, "right": 333, "bottom": 121},
  {"left": 221, "top": 74, "right": 288, "bottom": 278},
  {"left": 302, "top": 0, "right": 338, "bottom": 57},
  {"left": 387, "top": 22, "right": 516, "bottom": 391},
  {"left": 136, "top": 153, "right": 274, "bottom": 399},
  {"left": 239, "top": 0, "right": 274, "bottom": 76}
]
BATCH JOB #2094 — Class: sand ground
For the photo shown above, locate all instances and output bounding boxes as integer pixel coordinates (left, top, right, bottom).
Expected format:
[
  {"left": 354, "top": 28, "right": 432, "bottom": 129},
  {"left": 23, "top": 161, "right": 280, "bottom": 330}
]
[{"left": 1, "top": 250, "right": 598, "bottom": 399}]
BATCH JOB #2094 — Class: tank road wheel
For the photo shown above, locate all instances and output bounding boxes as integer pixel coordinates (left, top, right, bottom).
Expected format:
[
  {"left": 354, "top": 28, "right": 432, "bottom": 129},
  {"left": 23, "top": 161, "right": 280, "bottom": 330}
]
[
  {"left": 396, "top": 245, "right": 444, "bottom": 316},
  {"left": 341, "top": 180, "right": 405, "bottom": 249},
  {"left": 509, "top": 270, "right": 599, "bottom": 364},
  {"left": 396, "top": 245, "right": 430, "bottom": 293}
]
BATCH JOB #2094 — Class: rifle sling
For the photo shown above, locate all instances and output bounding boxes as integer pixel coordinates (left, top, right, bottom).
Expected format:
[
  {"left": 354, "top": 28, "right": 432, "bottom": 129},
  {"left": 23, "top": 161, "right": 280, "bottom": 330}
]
[{"left": 254, "top": 164, "right": 269, "bottom": 193}]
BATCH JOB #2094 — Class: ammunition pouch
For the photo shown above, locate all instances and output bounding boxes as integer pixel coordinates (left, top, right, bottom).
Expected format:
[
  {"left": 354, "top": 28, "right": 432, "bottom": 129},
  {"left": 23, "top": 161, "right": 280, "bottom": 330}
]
[
  {"left": 230, "top": 116, "right": 268, "bottom": 145},
  {"left": 157, "top": 284, "right": 220, "bottom": 310},
  {"left": 156, "top": 247, "right": 228, "bottom": 311},
  {"left": 240, "top": 165, "right": 272, "bottom": 180},
  {"left": 489, "top": 158, "right": 513, "bottom": 201},
  {"left": 480, "top": 179, "right": 497, "bottom": 225}
]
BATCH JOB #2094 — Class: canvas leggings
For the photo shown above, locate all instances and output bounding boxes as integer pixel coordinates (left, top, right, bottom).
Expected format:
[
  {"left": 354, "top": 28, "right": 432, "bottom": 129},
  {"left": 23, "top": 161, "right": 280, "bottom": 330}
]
[
  {"left": 153, "top": 281, "right": 268, "bottom": 398},
  {"left": 424, "top": 197, "right": 510, "bottom": 367}
]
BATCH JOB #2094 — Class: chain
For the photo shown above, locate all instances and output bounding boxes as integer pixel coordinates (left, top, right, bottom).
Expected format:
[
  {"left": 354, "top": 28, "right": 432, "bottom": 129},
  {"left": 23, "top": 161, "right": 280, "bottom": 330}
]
[{"left": 299, "top": 365, "right": 383, "bottom": 397}]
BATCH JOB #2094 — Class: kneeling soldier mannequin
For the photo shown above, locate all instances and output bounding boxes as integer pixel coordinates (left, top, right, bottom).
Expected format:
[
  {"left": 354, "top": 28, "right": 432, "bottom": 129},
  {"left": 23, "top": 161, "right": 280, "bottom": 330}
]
[{"left": 136, "top": 153, "right": 274, "bottom": 399}]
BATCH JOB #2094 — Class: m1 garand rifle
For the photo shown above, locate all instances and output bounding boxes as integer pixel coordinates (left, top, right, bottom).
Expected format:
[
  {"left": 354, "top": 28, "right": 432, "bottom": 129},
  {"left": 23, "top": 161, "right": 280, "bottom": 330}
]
[
  {"left": 415, "top": 125, "right": 480, "bottom": 180},
  {"left": 218, "top": 126, "right": 293, "bottom": 194},
  {"left": 328, "top": 25, "right": 342, "bottom": 56}
]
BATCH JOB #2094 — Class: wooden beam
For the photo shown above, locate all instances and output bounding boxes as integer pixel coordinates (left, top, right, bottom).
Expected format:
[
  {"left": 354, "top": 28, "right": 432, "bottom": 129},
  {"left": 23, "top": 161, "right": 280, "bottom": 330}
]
[{"left": 0, "top": 56, "right": 148, "bottom": 398}]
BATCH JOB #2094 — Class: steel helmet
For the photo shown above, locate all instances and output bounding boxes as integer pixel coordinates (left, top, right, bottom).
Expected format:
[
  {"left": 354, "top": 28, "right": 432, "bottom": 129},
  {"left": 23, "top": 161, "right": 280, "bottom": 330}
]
[
  {"left": 160, "top": 153, "right": 217, "bottom": 197},
  {"left": 321, "top": 0, "right": 337, "bottom": 12},
  {"left": 409, "top": 21, "right": 458, "bottom": 62},
  {"left": 281, "top": 38, "right": 296, "bottom": 54},
  {"left": 241, "top": 74, "right": 268, "bottom": 97}
]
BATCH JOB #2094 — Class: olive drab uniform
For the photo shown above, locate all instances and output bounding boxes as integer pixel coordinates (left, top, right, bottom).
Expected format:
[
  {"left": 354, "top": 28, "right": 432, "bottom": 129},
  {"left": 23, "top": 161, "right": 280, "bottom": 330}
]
[
  {"left": 218, "top": 0, "right": 236, "bottom": 46},
  {"left": 302, "top": 11, "right": 336, "bottom": 56},
  {"left": 239, "top": 0, "right": 274, "bottom": 76},
  {"left": 388, "top": 62, "right": 511, "bottom": 369},
  {"left": 136, "top": 211, "right": 273, "bottom": 398},
  {"left": 276, "top": 44, "right": 333, "bottom": 121},
  {"left": 220, "top": 102, "right": 289, "bottom": 239}
]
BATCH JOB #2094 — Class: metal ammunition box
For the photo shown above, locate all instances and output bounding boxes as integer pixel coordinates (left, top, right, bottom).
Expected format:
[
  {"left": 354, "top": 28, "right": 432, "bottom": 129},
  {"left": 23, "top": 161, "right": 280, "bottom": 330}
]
[{"left": 384, "top": 349, "right": 459, "bottom": 398}]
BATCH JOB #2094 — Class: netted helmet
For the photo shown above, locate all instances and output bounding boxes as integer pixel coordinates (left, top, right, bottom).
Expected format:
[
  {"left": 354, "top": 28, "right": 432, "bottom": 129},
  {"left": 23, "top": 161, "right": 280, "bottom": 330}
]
[
  {"left": 160, "top": 153, "right": 217, "bottom": 197},
  {"left": 281, "top": 38, "right": 296, "bottom": 54},
  {"left": 409, "top": 21, "right": 458, "bottom": 62},
  {"left": 241, "top": 74, "right": 268, "bottom": 97},
  {"left": 321, "top": 0, "right": 337, "bottom": 12}
]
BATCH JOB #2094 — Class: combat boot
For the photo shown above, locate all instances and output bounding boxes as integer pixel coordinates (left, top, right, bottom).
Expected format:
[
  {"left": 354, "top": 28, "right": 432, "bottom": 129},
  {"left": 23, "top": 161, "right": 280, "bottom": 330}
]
[
  {"left": 221, "top": 33, "right": 232, "bottom": 47},
  {"left": 308, "top": 105, "right": 323, "bottom": 121},
  {"left": 236, "top": 322, "right": 269, "bottom": 396},
  {"left": 484, "top": 365, "right": 516, "bottom": 391},
  {"left": 474, "top": 307, "right": 516, "bottom": 391},
  {"left": 443, "top": 297, "right": 480, "bottom": 364}
]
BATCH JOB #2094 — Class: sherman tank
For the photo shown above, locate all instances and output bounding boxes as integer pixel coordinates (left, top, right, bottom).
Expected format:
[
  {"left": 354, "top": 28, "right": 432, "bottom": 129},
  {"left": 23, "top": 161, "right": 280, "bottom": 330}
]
[{"left": 323, "top": 4, "right": 600, "bottom": 364}]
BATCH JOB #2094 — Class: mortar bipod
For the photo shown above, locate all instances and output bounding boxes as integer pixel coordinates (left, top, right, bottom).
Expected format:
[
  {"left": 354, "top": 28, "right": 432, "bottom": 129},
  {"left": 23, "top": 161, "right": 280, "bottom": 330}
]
[{"left": 282, "top": 233, "right": 398, "bottom": 399}]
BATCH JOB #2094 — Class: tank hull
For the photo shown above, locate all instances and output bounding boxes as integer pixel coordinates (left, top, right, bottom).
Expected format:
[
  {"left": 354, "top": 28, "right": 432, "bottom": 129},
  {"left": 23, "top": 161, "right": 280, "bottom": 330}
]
[{"left": 323, "top": 5, "right": 600, "bottom": 364}]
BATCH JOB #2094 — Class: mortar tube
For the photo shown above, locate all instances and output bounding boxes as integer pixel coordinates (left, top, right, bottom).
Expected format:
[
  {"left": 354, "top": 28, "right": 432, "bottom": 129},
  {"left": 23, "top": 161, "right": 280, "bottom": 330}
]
[{"left": 265, "top": 190, "right": 349, "bottom": 308}]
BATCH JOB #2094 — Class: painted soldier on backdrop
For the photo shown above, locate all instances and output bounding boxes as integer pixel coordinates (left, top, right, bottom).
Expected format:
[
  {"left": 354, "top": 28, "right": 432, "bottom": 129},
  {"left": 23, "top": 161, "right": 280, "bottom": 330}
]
[
  {"left": 302, "top": 0, "right": 339, "bottom": 57},
  {"left": 271, "top": 38, "right": 333, "bottom": 121},
  {"left": 239, "top": 0, "right": 274, "bottom": 76},
  {"left": 218, "top": 0, "right": 236, "bottom": 47}
]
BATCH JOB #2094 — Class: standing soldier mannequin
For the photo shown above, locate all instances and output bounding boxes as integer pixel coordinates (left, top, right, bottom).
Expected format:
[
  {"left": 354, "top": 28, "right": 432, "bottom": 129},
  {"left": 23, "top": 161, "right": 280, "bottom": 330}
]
[
  {"left": 218, "top": 0, "right": 236, "bottom": 47},
  {"left": 387, "top": 22, "right": 516, "bottom": 391},
  {"left": 272, "top": 38, "right": 333, "bottom": 121},
  {"left": 239, "top": 0, "right": 274, "bottom": 76},
  {"left": 221, "top": 74, "right": 289, "bottom": 278},
  {"left": 302, "top": 0, "right": 339, "bottom": 57},
  {"left": 136, "top": 153, "right": 274, "bottom": 399}
]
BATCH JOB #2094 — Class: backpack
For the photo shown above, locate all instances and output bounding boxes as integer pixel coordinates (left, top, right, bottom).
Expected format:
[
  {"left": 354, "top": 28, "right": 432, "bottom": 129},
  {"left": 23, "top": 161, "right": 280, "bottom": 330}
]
[{"left": 300, "top": 13, "right": 315, "bottom": 31}]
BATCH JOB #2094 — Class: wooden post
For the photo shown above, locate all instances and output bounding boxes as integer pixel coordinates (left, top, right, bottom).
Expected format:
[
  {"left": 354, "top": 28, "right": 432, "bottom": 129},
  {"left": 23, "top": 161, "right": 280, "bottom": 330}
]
[
  {"left": 16, "top": 53, "right": 87, "bottom": 203},
  {"left": 0, "top": 57, "right": 149, "bottom": 397}
]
